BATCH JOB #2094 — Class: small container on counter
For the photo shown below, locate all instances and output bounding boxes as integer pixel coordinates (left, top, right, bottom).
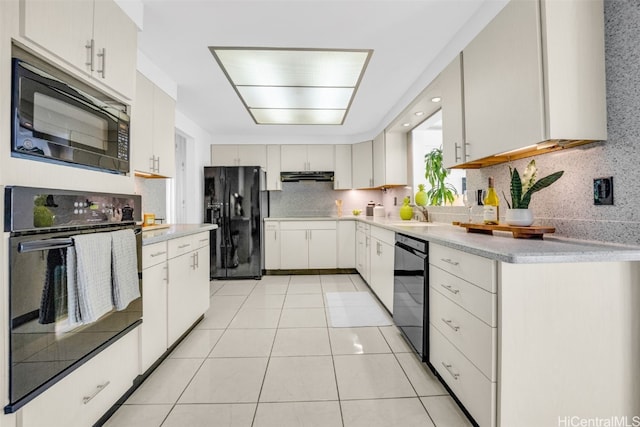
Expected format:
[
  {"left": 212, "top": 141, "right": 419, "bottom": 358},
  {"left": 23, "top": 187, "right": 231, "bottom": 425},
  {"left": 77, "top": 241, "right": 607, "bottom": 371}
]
[{"left": 143, "top": 213, "right": 155, "bottom": 226}]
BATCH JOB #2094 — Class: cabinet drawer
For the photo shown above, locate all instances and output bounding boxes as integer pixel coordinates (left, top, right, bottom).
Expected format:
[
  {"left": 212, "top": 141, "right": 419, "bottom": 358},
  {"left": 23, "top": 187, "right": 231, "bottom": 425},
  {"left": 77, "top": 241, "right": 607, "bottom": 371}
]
[
  {"left": 143, "top": 241, "right": 168, "bottom": 268},
  {"left": 280, "top": 221, "right": 336, "bottom": 230},
  {"left": 21, "top": 330, "right": 139, "bottom": 427},
  {"left": 193, "top": 231, "right": 210, "bottom": 249},
  {"left": 356, "top": 222, "right": 370, "bottom": 232},
  {"left": 430, "top": 288, "right": 496, "bottom": 381},
  {"left": 430, "top": 244, "right": 496, "bottom": 292},
  {"left": 168, "top": 235, "right": 195, "bottom": 259},
  {"left": 429, "top": 265, "right": 496, "bottom": 327},
  {"left": 430, "top": 325, "right": 495, "bottom": 427},
  {"left": 370, "top": 225, "right": 394, "bottom": 245},
  {"left": 265, "top": 221, "right": 279, "bottom": 231}
]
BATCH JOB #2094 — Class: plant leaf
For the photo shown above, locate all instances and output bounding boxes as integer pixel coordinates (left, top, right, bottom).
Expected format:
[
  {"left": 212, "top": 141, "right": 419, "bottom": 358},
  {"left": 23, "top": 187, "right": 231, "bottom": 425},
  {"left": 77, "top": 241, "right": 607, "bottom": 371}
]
[
  {"left": 520, "top": 171, "right": 564, "bottom": 208},
  {"left": 510, "top": 168, "right": 523, "bottom": 208},
  {"left": 521, "top": 160, "right": 538, "bottom": 193}
]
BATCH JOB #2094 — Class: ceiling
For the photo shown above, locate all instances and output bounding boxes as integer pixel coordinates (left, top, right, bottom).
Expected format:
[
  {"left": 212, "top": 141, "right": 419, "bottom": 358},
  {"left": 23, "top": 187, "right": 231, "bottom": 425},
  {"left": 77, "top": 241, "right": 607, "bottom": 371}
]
[{"left": 135, "top": 0, "right": 507, "bottom": 144}]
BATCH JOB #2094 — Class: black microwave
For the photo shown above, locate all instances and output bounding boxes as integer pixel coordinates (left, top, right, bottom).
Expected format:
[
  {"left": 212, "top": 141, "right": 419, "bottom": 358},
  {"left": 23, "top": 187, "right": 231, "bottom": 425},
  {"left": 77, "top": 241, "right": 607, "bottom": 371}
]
[{"left": 11, "top": 58, "right": 130, "bottom": 175}]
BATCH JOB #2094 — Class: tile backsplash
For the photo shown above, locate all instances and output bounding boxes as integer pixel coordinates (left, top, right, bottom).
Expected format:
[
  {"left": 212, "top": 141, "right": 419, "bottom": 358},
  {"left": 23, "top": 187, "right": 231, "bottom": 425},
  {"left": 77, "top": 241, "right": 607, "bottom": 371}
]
[{"left": 134, "top": 177, "right": 168, "bottom": 222}]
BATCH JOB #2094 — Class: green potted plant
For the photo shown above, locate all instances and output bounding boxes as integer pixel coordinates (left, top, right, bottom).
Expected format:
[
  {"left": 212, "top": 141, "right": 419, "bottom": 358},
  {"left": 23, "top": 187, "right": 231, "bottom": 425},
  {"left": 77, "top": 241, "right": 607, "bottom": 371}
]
[
  {"left": 424, "top": 147, "right": 457, "bottom": 206},
  {"left": 503, "top": 159, "right": 564, "bottom": 226}
]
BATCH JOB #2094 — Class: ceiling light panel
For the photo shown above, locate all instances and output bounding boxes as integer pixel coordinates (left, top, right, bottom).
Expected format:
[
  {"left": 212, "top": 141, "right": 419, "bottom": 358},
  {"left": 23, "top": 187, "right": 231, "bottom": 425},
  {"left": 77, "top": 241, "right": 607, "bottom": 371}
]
[
  {"left": 210, "top": 47, "right": 372, "bottom": 125},
  {"left": 237, "top": 86, "right": 353, "bottom": 109},
  {"left": 250, "top": 109, "right": 346, "bottom": 125}
]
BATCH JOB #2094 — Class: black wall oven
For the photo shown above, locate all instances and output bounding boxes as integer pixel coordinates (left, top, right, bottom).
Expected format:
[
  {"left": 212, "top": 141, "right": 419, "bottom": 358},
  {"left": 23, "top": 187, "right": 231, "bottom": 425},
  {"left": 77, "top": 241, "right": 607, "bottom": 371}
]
[
  {"left": 393, "top": 233, "right": 428, "bottom": 361},
  {"left": 4, "top": 186, "right": 142, "bottom": 413},
  {"left": 11, "top": 50, "right": 130, "bottom": 175}
]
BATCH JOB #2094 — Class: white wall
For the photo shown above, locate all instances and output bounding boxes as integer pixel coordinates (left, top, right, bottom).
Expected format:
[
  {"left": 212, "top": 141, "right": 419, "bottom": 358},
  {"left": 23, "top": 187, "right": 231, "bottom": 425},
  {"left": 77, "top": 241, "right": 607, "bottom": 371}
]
[{"left": 175, "top": 110, "right": 213, "bottom": 224}]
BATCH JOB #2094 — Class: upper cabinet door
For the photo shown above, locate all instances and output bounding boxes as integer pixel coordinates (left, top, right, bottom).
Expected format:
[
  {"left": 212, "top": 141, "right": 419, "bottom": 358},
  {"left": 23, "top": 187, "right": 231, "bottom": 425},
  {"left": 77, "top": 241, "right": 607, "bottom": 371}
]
[
  {"left": 237, "top": 145, "right": 267, "bottom": 168},
  {"left": 152, "top": 86, "right": 176, "bottom": 177},
  {"left": 21, "top": 0, "right": 137, "bottom": 100},
  {"left": 266, "top": 145, "right": 282, "bottom": 191},
  {"left": 21, "top": 0, "right": 94, "bottom": 75},
  {"left": 131, "top": 73, "right": 155, "bottom": 173},
  {"left": 280, "top": 145, "right": 309, "bottom": 171},
  {"left": 352, "top": 140, "right": 373, "bottom": 189},
  {"left": 92, "top": 0, "right": 137, "bottom": 99},
  {"left": 211, "top": 145, "right": 239, "bottom": 166},
  {"left": 334, "top": 145, "right": 352, "bottom": 190},
  {"left": 463, "top": 0, "right": 545, "bottom": 160},
  {"left": 372, "top": 132, "right": 385, "bottom": 188},
  {"left": 308, "top": 145, "right": 334, "bottom": 171},
  {"left": 441, "top": 54, "right": 466, "bottom": 168}
]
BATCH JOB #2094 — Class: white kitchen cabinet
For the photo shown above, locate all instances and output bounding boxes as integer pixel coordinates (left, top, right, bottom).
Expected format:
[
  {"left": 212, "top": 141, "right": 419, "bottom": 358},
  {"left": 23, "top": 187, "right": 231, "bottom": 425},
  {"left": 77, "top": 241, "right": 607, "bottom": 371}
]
[
  {"left": 266, "top": 145, "right": 282, "bottom": 191},
  {"left": 352, "top": 140, "right": 373, "bottom": 189},
  {"left": 372, "top": 131, "right": 407, "bottom": 188},
  {"left": 429, "top": 243, "right": 497, "bottom": 427},
  {"left": 279, "top": 229, "right": 309, "bottom": 269},
  {"left": 368, "top": 226, "right": 395, "bottom": 312},
  {"left": 132, "top": 72, "right": 176, "bottom": 177},
  {"left": 264, "top": 221, "right": 280, "bottom": 269},
  {"left": 278, "top": 221, "right": 337, "bottom": 270},
  {"left": 167, "top": 233, "right": 210, "bottom": 346},
  {"left": 140, "top": 242, "right": 168, "bottom": 373},
  {"left": 21, "top": 0, "right": 137, "bottom": 100},
  {"left": 281, "top": 145, "right": 334, "bottom": 171},
  {"left": 440, "top": 54, "right": 466, "bottom": 168},
  {"left": 462, "top": 0, "right": 606, "bottom": 161},
  {"left": 333, "top": 144, "right": 352, "bottom": 190},
  {"left": 211, "top": 144, "right": 267, "bottom": 168},
  {"left": 337, "top": 220, "right": 356, "bottom": 269},
  {"left": 20, "top": 330, "right": 138, "bottom": 427},
  {"left": 355, "top": 222, "right": 371, "bottom": 283}
]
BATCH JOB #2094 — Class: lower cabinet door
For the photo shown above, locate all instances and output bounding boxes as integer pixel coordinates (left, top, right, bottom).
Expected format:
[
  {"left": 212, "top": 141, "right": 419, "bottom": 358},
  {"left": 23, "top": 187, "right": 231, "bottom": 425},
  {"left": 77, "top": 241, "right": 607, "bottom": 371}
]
[
  {"left": 280, "top": 230, "right": 309, "bottom": 269},
  {"left": 20, "top": 330, "right": 139, "bottom": 427},
  {"left": 140, "top": 261, "right": 168, "bottom": 373},
  {"left": 194, "top": 246, "right": 211, "bottom": 316},
  {"left": 308, "top": 229, "right": 337, "bottom": 269},
  {"left": 167, "top": 251, "right": 196, "bottom": 346},
  {"left": 264, "top": 228, "right": 281, "bottom": 270}
]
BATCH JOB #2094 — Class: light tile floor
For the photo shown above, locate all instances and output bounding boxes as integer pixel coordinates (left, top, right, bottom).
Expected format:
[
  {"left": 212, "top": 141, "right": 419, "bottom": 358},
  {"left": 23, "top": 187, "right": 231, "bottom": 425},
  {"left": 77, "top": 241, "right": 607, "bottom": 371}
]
[{"left": 104, "top": 274, "right": 472, "bottom": 427}]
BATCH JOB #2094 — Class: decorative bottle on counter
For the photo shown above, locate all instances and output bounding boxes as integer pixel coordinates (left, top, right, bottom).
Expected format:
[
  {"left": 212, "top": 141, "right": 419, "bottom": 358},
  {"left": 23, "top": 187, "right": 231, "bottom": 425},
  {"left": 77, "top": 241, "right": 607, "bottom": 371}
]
[{"left": 483, "top": 177, "right": 499, "bottom": 224}]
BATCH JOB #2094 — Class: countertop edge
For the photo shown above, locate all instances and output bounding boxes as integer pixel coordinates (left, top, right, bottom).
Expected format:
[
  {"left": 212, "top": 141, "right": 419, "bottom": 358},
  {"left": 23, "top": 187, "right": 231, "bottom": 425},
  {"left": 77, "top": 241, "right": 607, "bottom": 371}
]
[{"left": 142, "top": 224, "right": 217, "bottom": 245}]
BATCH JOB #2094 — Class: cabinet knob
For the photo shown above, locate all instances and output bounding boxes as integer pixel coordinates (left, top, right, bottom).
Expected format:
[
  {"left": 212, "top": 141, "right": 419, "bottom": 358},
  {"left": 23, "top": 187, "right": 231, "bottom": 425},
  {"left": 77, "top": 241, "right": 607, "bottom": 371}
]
[{"left": 83, "top": 381, "right": 110, "bottom": 404}]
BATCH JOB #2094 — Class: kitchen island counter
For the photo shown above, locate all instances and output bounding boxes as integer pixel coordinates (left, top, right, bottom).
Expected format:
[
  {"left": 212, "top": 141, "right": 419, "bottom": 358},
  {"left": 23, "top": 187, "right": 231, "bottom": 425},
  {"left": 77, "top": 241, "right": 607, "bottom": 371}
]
[
  {"left": 142, "top": 224, "right": 217, "bottom": 245},
  {"left": 266, "top": 216, "right": 640, "bottom": 264}
]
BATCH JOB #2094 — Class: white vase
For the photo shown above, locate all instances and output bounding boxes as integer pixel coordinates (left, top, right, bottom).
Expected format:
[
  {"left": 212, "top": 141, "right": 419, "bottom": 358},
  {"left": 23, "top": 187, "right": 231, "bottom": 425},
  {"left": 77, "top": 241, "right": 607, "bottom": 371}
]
[{"left": 505, "top": 208, "right": 534, "bottom": 226}]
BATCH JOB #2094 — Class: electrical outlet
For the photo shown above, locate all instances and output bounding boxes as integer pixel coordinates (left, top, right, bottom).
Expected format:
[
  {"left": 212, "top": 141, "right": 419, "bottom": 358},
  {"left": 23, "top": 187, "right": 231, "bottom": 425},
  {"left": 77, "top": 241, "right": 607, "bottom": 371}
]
[{"left": 593, "top": 177, "right": 613, "bottom": 205}]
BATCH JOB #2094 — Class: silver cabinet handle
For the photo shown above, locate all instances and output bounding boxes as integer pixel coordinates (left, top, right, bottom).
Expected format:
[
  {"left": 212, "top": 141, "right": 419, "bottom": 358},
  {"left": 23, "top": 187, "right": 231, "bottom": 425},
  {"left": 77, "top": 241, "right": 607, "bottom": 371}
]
[
  {"left": 309, "top": 230, "right": 312, "bottom": 240},
  {"left": 441, "top": 318, "right": 460, "bottom": 332},
  {"left": 155, "top": 156, "right": 160, "bottom": 173},
  {"left": 454, "top": 143, "right": 461, "bottom": 163},
  {"left": 441, "top": 258, "right": 459, "bottom": 266},
  {"left": 97, "top": 47, "right": 106, "bottom": 78},
  {"left": 85, "top": 39, "right": 94, "bottom": 71},
  {"left": 178, "top": 243, "right": 191, "bottom": 249},
  {"left": 441, "top": 362, "right": 460, "bottom": 380},
  {"left": 465, "top": 142, "right": 471, "bottom": 160},
  {"left": 190, "top": 252, "right": 196, "bottom": 270},
  {"left": 195, "top": 251, "right": 199, "bottom": 268},
  {"left": 150, "top": 251, "right": 167, "bottom": 258},
  {"left": 163, "top": 265, "right": 168, "bottom": 282},
  {"left": 305, "top": 230, "right": 308, "bottom": 240},
  {"left": 83, "top": 381, "right": 110, "bottom": 404},
  {"left": 440, "top": 284, "right": 460, "bottom": 295},
  {"left": 149, "top": 156, "right": 155, "bottom": 172},
  {"left": 199, "top": 238, "right": 209, "bottom": 245}
]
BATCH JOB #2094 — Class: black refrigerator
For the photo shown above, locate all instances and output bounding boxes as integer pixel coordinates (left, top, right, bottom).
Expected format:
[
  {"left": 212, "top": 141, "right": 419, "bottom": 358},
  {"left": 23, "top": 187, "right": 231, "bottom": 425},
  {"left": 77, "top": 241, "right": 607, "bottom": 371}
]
[{"left": 204, "top": 166, "right": 267, "bottom": 279}]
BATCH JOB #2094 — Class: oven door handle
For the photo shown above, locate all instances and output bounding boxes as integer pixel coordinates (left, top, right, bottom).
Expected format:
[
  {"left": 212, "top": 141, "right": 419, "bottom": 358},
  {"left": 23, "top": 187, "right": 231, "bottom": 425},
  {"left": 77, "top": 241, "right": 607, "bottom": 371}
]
[{"left": 18, "top": 238, "right": 74, "bottom": 253}]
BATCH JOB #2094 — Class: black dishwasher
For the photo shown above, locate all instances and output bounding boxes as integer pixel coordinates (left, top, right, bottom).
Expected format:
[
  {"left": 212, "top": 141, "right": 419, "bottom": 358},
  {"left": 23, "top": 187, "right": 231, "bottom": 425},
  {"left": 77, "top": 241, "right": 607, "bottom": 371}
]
[{"left": 393, "top": 233, "right": 428, "bottom": 361}]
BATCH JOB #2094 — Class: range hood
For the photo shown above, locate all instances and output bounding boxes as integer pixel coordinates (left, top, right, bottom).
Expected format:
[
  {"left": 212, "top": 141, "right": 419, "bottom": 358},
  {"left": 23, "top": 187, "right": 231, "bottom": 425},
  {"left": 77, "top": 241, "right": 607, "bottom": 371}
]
[{"left": 280, "top": 171, "right": 334, "bottom": 182}]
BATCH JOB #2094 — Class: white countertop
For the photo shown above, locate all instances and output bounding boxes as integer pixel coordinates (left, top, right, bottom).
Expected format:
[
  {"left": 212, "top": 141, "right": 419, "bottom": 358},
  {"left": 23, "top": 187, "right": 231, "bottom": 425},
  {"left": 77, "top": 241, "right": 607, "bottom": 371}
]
[
  {"left": 266, "top": 216, "right": 640, "bottom": 264},
  {"left": 142, "top": 224, "right": 217, "bottom": 245}
]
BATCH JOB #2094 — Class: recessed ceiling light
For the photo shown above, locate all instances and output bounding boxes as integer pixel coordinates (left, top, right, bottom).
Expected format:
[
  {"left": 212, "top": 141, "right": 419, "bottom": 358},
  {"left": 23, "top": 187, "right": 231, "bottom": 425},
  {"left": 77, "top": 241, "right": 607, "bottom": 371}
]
[
  {"left": 402, "top": 123, "right": 411, "bottom": 127},
  {"left": 431, "top": 97, "right": 442, "bottom": 103},
  {"left": 209, "top": 47, "right": 373, "bottom": 125},
  {"left": 414, "top": 111, "right": 425, "bottom": 116}
]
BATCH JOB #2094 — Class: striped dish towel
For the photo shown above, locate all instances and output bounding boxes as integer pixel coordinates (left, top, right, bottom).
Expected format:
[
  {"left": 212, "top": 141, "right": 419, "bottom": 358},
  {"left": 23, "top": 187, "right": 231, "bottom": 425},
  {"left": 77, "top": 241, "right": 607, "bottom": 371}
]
[{"left": 111, "top": 229, "right": 140, "bottom": 310}]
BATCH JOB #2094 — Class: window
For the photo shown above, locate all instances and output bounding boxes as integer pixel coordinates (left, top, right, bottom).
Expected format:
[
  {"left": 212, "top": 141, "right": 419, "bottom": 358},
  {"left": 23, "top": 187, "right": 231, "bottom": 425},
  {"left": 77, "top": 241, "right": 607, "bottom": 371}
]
[{"left": 411, "top": 109, "right": 465, "bottom": 204}]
